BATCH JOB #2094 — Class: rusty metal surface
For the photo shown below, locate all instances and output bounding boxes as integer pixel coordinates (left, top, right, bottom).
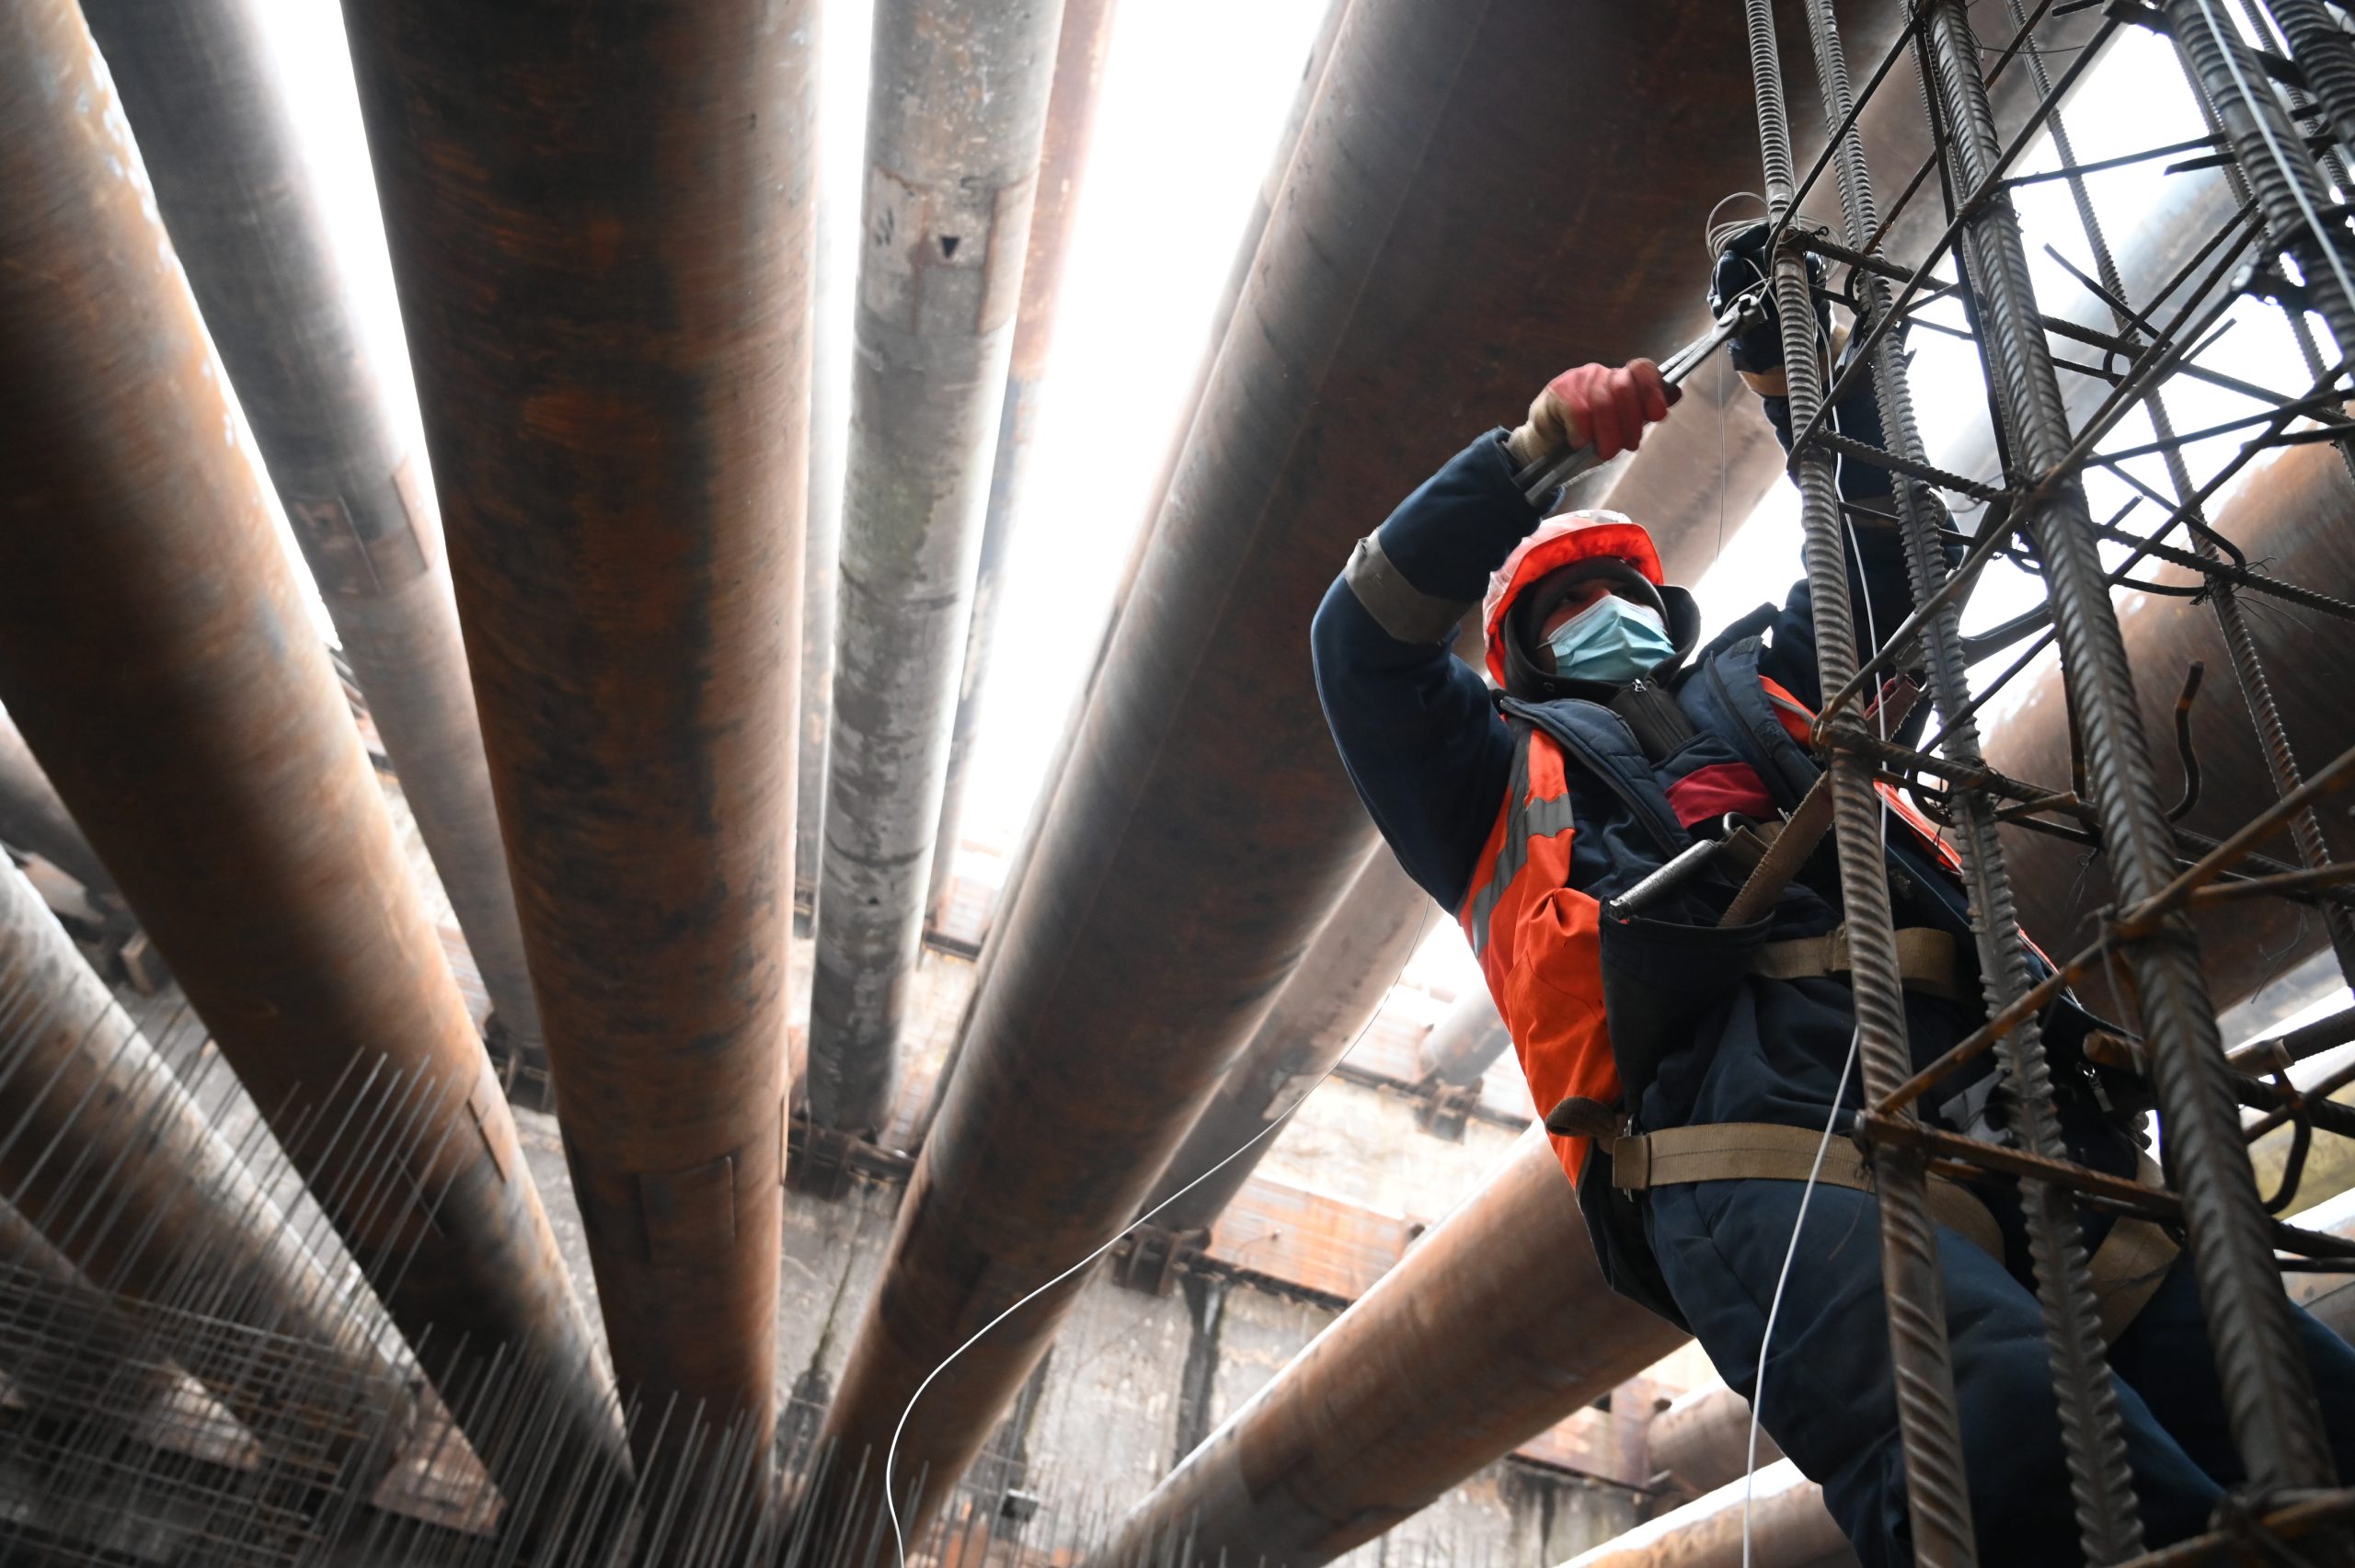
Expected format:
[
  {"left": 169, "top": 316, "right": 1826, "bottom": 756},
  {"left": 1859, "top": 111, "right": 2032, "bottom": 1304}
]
[
  {"left": 1143, "top": 845, "right": 1432, "bottom": 1233},
  {"left": 796, "top": 0, "right": 869, "bottom": 932},
  {"left": 1089, "top": 1131, "right": 1686, "bottom": 1568},
  {"left": 1650, "top": 1383, "right": 1784, "bottom": 1497},
  {"left": 1984, "top": 436, "right": 2355, "bottom": 1011},
  {"left": 0, "top": 859, "right": 414, "bottom": 1469},
  {"left": 339, "top": 0, "right": 815, "bottom": 1468},
  {"left": 0, "top": 707, "right": 113, "bottom": 902},
  {"left": 809, "top": 0, "right": 1072, "bottom": 1137},
  {"left": 818, "top": 0, "right": 1796, "bottom": 1531},
  {"left": 1415, "top": 987, "right": 1513, "bottom": 1089},
  {"left": 0, "top": 0, "right": 621, "bottom": 1501},
  {"left": 78, "top": 0, "right": 547, "bottom": 1068},
  {"left": 1560, "top": 1460, "right": 1854, "bottom": 1568},
  {"left": 925, "top": 0, "right": 1122, "bottom": 933}
]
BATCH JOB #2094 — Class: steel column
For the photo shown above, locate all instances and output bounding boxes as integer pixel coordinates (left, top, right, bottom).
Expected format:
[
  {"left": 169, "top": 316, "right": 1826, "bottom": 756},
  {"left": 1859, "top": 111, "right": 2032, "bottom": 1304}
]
[
  {"left": 0, "top": 0, "right": 621, "bottom": 1503},
  {"left": 818, "top": 0, "right": 1787, "bottom": 1531},
  {"left": 1649, "top": 1384, "right": 1784, "bottom": 1498},
  {"left": 0, "top": 707, "right": 114, "bottom": 901},
  {"left": 1416, "top": 988, "right": 1512, "bottom": 1089},
  {"left": 1089, "top": 1131, "right": 1687, "bottom": 1568},
  {"left": 797, "top": 0, "right": 873, "bottom": 933},
  {"left": 1559, "top": 1460, "right": 1851, "bottom": 1568},
  {"left": 78, "top": 0, "right": 547, "bottom": 1068},
  {"left": 924, "top": 0, "right": 1122, "bottom": 933},
  {"left": 1141, "top": 845, "right": 1430, "bottom": 1234},
  {"left": 809, "top": 0, "right": 1072, "bottom": 1136},
  {"left": 339, "top": 0, "right": 815, "bottom": 1471}
]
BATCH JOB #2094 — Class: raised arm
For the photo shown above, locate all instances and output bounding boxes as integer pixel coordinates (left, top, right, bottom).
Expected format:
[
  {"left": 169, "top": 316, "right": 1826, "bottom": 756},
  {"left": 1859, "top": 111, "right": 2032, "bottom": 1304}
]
[{"left": 1313, "top": 363, "right": 1675, "bottom": 910}]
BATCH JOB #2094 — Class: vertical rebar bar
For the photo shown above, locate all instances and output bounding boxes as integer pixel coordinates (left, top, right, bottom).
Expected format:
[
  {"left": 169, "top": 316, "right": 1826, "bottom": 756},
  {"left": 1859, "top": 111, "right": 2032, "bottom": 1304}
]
[
  {"left": 1749, "top": 3, "right": 1979, "bottom": 1561},
  {"left": 1934, "top": 0, "right": 2342, "bottom": 1496},
  {"left": 1809, "top": 1, "right": 2142, "bottom": 1553}
]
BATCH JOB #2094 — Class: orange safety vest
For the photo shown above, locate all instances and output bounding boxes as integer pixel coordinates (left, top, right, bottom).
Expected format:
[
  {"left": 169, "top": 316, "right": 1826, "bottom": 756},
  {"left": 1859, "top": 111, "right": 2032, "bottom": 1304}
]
[{"left": 1459, "top": 675, "right": 1964, "bottom": 1186}]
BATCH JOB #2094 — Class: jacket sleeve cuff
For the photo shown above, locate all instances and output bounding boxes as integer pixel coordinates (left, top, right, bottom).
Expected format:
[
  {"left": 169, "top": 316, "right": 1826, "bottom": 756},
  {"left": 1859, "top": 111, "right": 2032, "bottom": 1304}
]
[
  {"left": 1366, "top": 429, "right": 1546, "bottom": 605},
  {"left": 1344, "top": 532, "right": 1476, "bottom": 645}
]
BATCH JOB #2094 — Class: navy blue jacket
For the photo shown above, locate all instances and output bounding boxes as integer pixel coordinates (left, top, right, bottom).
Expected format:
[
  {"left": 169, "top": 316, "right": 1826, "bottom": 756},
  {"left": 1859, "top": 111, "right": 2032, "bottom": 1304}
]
[{"left": 1310, "top": 427, "right": 1913, "bottom": 914}]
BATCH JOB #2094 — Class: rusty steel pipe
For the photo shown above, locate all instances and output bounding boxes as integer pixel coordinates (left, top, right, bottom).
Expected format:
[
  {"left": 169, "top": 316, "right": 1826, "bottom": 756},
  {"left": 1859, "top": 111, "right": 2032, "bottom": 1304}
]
[
  {"left": 797, "top": 0, "right": 874, "bottom": 932},
  {"left": 1142, "top": 845, "right": 1432, "bottom": 1234},
  {"left": 0, "top": 0, "right": 621, "bottom": 1505},
  {"left": 78, "top": 0, "right": 547, "bottom": 1068},
  {"left": 922, "top": 0, "right": 1122, "bottom": 933},
  {"left": 1091, "top": 1130, "right": 1686, "bottom": 1568},
  {"left": 819, "top": 0, "right": 1791, "bottom": 1532},
  {"left": 0, "top": 859, "right": 415, "bottom": 1472},
  {"left": 0, "top": 707, "right": 114, "bottom": 902},
  {"left": 1559, "top": 1461, "right": 1853, "bottom": 1568},
  {"left": 809, "top": 0, "right": 1072, "bottom": 1137},
  {"left": 1416, "top": 987, "right": 1513, "bottom": 1090},
  {"left": 339, "top": 0, "right": 814, "bottom": 1470},
  {"left": 1983, "top": 436, "right": 2355, "bottom": 1011},
  {"left": 1649, "top": 1383, "right": 1785, "bottom": 1497}
]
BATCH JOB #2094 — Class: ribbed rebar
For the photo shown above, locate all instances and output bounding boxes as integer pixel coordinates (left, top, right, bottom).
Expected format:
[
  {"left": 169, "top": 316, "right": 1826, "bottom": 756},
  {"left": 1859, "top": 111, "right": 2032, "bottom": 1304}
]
[
  {"left": 1937, "top": 0, "right": 2341, "bottom": 1495},
  {"left": 1810, "top": 0, "right": 2142, "bottom": 1552},
  {"left": 2269, "top": 0, "right": 2355, "bottom": 165},
  {"left": 1751, "top": 3, "right": 1979, "bottom": 1561},
  {"left": 2039, "top": 4, "right": 2355, "bottom": 989}
]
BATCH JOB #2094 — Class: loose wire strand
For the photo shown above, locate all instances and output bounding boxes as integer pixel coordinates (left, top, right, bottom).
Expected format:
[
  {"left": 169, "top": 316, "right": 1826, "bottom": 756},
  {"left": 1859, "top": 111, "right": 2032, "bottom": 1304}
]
[{"left": 884, "top": 900, "right": 1441, "bottom": 1567}]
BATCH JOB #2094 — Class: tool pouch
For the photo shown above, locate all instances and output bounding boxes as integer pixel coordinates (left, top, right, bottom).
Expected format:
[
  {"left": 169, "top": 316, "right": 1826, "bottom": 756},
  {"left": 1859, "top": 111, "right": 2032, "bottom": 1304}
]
[{"left": 1596, "top": 907, "right": 1775, "bottom": 1111}]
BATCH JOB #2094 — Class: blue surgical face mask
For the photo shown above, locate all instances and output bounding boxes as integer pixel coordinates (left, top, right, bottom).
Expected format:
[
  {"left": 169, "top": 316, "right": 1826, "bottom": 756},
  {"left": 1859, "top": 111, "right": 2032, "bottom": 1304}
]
[{"left": 1545, "top": 594, "right": 1675, "bottom": 684}]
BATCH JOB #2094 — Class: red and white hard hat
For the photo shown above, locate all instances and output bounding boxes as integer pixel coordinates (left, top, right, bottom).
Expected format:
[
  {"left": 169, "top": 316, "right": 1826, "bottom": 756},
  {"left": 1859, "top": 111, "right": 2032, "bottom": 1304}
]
[{"left": 1481, "top": 509, "right": 1665, "bottom": 686}]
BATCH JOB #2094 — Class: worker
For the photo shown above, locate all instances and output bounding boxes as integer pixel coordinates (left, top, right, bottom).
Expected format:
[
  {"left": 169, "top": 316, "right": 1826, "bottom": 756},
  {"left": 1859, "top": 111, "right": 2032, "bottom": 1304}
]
[{"left": 1310, "top": 225, "right": 2355, "bottom": 1565}]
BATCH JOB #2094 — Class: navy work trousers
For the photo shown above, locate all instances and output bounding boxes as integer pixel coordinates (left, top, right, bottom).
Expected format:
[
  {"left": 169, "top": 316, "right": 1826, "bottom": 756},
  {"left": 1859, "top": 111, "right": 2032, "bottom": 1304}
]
[{"left": 1648, "top": 1173, "right": 2355, "bottom": 1565}]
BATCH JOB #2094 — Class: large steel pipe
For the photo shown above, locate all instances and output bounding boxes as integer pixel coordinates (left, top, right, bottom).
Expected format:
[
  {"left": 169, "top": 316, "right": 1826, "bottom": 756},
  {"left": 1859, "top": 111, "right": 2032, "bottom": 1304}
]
[
  {"left": 819, "top": 0, "right": 1785, "bottom": 1528},
  {"left": 1143, "top": 845, "right": 1431, "bottom": 1233},
  {"left": 340, "top": 0, "right": 815, "bottom": 1466},
  {"left": 1650, "top": 1383, "right": 1784, "bottom": 1498},
  {"left": 1982, "top": 437, "right": 2355, "bottom": 1010},
  {"left": 78, "top": 0, "right": 546, "bottom": 1066},
  {"left": 1558, "top": 1461, "right": 1853, "bottom": 1568},
  {"left": 0, "top": 707, "right": 113, "bottom": 902},
  {"left": 1092, "top": 1131, "right": 1686, "bottom": 1568},
  {"left": 797, "top": 0, "right": 874, "bottom": 931},
  {"left": 0, "top": 860, "right": 412, "bottom": 1473},
  {"left": 1416, "top": 987, "right": 1512, "bottom": 1089},
  {"left": 809, "top": 0, "right": 1071, "bottom": 1136},
  {"left": 0, "top": 0, "right": 620, "bottom": 1502},
  {"left": 923, "top": 0, "right": 1121, "bottom": 932}
]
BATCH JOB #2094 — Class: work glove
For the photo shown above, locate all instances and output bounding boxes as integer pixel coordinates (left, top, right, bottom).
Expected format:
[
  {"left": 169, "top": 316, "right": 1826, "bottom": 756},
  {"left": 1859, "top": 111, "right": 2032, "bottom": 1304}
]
[
  {"left": 1710, "top": 219, "right": 1830, "bottom": 397},
  {"left": 1504, "top": 360, "right": 1680, "bottom": 470}
]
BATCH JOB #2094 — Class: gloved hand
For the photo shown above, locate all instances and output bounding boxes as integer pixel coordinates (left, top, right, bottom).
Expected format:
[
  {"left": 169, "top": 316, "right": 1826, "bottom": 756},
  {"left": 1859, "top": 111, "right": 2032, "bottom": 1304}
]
[
  {"left": 1711, "top": 219, "right": 1829, "bottom": 395},
  {"left": 1505, "top": 360, "right": 1679, "bottom": 469}
]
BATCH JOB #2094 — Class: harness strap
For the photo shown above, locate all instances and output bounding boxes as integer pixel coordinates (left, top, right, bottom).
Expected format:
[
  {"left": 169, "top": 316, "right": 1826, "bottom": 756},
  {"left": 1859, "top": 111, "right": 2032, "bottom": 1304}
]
[
  {"left": 1605, "top": 1119, "right": 2005, "bottom": 1263},
  {"left": 1751, "top": 923, "right": 1968, "bottom": 1002},
  {"left": 1599, "top": 1119, "right": 2178, "bottom": 1343},
  {"left": 2088, "top": 1157, "right": 2180, "bottom": 1342}
]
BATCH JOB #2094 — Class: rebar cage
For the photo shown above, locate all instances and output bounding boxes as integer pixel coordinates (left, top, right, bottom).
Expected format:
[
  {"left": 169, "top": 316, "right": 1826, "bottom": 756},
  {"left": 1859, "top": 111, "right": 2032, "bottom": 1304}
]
[{"left": 1744, "top": 0, "right": 2355, "bottom": 1562}]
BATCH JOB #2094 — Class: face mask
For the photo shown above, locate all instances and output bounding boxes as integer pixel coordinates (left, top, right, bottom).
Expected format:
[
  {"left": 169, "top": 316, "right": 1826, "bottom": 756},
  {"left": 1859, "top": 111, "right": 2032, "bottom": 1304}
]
[{"left": 1545, "top": 595, "right": 1675, "bottom": 684}]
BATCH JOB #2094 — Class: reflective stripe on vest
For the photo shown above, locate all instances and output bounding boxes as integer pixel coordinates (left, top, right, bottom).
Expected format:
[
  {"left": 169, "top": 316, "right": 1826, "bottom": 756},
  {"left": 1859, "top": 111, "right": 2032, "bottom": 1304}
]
[{"left": 1465, "top": 730, "right": 1576, "bottom": 957}]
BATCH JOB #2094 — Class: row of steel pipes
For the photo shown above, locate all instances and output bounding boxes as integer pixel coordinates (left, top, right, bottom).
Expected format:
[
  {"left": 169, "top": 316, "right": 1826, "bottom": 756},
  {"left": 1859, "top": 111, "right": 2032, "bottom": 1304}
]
[
  {"left": 0, "top": 0, "right": 1134, "bottom": 1508},
  {"left": 5, "top": 0, "right": 2354, "bottom": 1558}
]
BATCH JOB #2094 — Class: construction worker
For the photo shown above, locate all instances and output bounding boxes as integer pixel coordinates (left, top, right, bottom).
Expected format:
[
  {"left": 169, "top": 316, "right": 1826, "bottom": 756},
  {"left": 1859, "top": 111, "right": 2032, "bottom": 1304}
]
[{"left": 1310, "top": 227, "right": 2355, "bottom": 1564}]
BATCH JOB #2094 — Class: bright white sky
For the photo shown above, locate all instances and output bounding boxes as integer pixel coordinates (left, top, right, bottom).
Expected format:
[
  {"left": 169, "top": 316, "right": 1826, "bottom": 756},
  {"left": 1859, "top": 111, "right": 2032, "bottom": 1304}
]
[{"left": 249, "top": 6, "right": 2333, "bottom": 1032}]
